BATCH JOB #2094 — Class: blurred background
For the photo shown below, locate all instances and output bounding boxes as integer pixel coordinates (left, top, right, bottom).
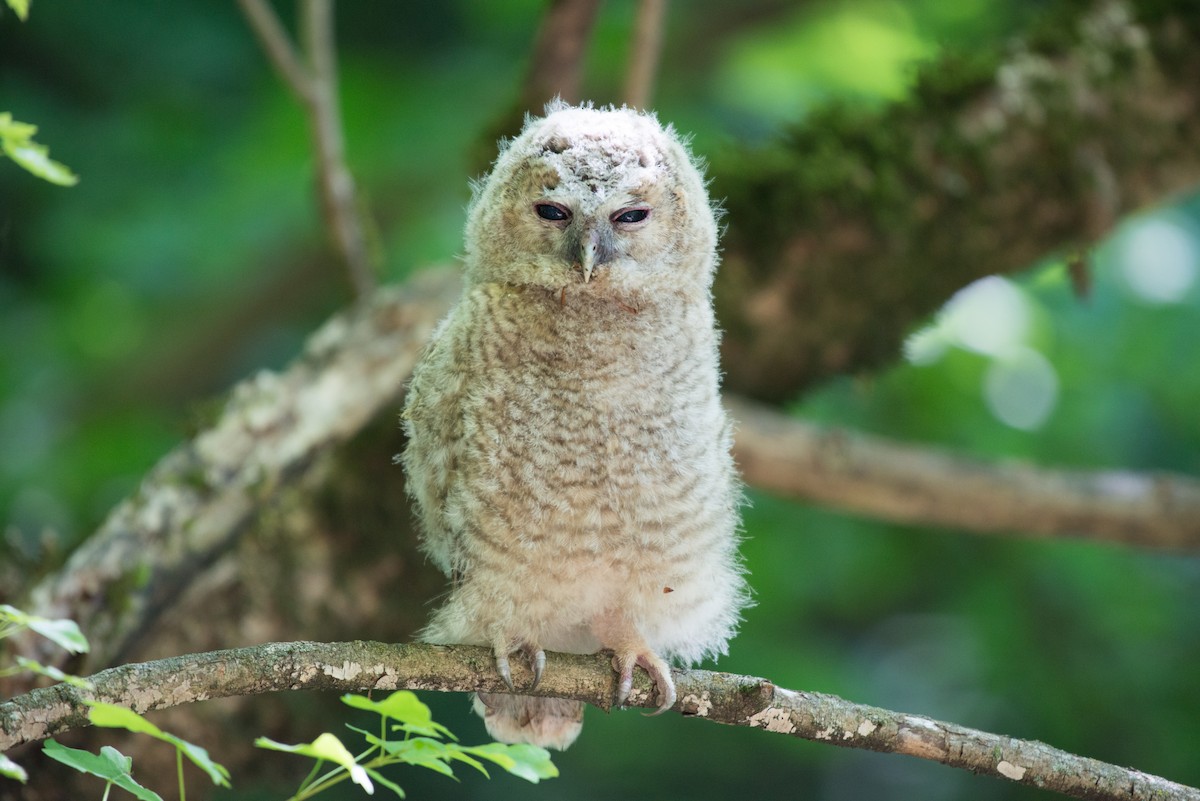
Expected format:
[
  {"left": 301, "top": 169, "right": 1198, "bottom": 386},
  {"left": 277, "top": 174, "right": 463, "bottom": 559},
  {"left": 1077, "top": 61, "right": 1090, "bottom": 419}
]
[{"left": 2, "top": 1, "right": 1198, "bottom": 799}]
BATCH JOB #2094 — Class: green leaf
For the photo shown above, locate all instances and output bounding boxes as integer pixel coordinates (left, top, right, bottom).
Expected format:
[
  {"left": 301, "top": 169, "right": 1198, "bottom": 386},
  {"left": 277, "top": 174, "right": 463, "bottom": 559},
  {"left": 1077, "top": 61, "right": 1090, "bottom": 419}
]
[
  {"left": 42, "top": 741, "right": 164, "bottom": 801},
  {"left": 14, "top": 657, "right": 94, "bottom": 690},
  {"left": 459, "top": 742, "right": 558, "bottom": 783},
  {"left": 0, "top": 116, "right": 79, "bottom": 186},
  {"left": 0, "top": 753, "right": 28, "bottom": 783},
  {"left": 164, "top": 736, "right": 230, "bottom": 787},
  {"left": 26, "top": 618, "right": 88, "bottom": 653},
  {"left": 3, "top": 141, "right": 79, "bottom": 186},
  {"left": 0, "top": 604, "right": 90, "bottom": 653},
  {"left": 87, "top": 702, "right": 166, "bottom": 738},
  {"left": 364, "top": 768, "right": 406, "bottom": 798},
  {"left": 379, "top": 738, "right": 456, "bottom": 778},
  {"left": 342, "top": 691, "right": 454, "bottom": 739},
  {"left": 256, "top": 733, "right": 373, "bottom": 794},
  {"left": 86, "top": 702, "right": 231, "bottom": 787},
  {"left": 4, "top": 0, "right": 30, "bottom": 21},
  {"left": 440, "top": 745, "right": 489, "bottom": 778},
  {"left": 0, "top": 113, "right": 35, "bottom": 141}
]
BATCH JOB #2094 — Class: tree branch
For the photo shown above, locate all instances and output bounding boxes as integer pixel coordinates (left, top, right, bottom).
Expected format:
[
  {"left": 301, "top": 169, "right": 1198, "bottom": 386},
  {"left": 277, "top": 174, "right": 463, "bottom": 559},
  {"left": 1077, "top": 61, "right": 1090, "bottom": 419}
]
[
  {"left": 299, "top": 0, "right": 374, "bottom": 297},
  {"left": 2, "top": 642, "right": 1196, "bottom": 801},
  {"left": 471, "top": 0, "right": 605, "bottom": 172},
  {"left": 520, "top": 0, "right": 605, "bottom": 111},
  {"left": 623, "top": 0, "right": 667, "bottom": 109},
  {"left": 729, "top": 396, "right": 1200, "bottom": 550},
  {"left": 235, "top": 0, "right": 313, "bottom": 101},
  {"left": 236, "top": 0, "right": 375, "bottom": 297},
  {"left": 712, "top": 0, "right": 1200, "bottom": 400}
]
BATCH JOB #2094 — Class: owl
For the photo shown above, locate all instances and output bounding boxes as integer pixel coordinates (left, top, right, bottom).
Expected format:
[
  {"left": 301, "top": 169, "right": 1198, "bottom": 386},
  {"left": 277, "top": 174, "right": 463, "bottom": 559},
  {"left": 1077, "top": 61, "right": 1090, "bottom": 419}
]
[{"left": 401, "top": 101, "right": 748, "bottom": 749}]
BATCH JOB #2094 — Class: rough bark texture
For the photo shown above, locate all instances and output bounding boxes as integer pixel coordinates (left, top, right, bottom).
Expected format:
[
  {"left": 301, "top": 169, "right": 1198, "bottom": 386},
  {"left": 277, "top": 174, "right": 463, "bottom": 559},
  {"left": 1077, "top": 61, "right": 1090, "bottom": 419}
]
[
  {"left": 712, "top": 0, "right": 1200, "bottom": 401},
  {"left": 3, "top": 643, "right": 1197, "bottom": 801}
]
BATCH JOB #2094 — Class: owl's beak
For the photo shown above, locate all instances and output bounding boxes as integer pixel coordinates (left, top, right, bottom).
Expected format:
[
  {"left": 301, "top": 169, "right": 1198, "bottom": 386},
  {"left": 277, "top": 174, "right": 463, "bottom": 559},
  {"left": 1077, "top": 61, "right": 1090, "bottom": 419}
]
[
  {"left": 580, "top": 228, "right": 600, "bottom": 283},
  {"left": 580, "top": 227, "right": 613, "bottom": 283}
]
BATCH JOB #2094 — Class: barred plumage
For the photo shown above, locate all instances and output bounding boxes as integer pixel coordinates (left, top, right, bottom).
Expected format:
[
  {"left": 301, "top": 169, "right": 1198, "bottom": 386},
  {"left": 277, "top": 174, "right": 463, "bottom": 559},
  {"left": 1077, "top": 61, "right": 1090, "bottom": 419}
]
[{"left": 401, "top": 102, "right": 748, "bottom": 749}]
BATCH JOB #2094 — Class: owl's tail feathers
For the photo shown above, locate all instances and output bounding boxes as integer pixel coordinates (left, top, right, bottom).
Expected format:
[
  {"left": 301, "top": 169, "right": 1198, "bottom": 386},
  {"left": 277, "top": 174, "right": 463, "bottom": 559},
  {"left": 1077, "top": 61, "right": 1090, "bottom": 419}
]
[{"left": 473, "top": 693, "right": 584, "bottom": 750}]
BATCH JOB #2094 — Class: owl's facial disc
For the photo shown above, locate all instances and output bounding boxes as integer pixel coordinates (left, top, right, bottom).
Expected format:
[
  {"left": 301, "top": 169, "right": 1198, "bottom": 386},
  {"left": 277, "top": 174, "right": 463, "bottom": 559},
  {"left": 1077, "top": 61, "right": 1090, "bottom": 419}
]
[{"left": 534, "top": 197, "right": 653, "bottom": 284}]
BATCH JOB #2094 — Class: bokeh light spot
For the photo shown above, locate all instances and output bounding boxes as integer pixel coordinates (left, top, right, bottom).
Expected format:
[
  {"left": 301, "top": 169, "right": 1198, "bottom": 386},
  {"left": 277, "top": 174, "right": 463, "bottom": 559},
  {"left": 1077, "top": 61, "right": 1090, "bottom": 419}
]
[
  {"left": 983, "top": 346, "right": 1059, "bottom": 430},
  {"left": 1118, "top": 215, "right": 1198, "bottom": 304}
]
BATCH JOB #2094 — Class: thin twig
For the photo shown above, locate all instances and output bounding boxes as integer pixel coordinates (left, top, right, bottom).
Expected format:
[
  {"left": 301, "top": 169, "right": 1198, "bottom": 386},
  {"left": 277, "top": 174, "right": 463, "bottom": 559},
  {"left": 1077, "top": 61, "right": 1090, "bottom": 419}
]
[
  {"left": 623, "top": 0, "right": 667, "bottom": 109},
  {"left": 2, "top": 642, "right": 1196, "bottom": 801},
  {"left": 235, "top": 0, "right": 313, "bottom": 101},
  {"left": 300, "top": 0, "right": 374, "bottom": 297},
  {"left": 235, "top": 0, "right": 375, "bottom": 297},
  {"left": 729, "top": 395, "right": 1200, "bottom": 550}
]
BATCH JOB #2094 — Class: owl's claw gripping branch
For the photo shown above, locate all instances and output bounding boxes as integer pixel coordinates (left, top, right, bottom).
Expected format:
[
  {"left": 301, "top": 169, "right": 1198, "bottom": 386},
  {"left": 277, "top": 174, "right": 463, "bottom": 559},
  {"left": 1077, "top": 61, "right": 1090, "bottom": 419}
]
[
  {"left": 528, "top": 645, "right": 547, "bottom": 691},
  {"left": 495, "top": 652, "right": 516, "bottom": 691},
  {"left": 494, "top": 642, "right": 546, "bottom": 692},
  {"left": 614, "top": 651, "right": 677, "bottom": 715}
]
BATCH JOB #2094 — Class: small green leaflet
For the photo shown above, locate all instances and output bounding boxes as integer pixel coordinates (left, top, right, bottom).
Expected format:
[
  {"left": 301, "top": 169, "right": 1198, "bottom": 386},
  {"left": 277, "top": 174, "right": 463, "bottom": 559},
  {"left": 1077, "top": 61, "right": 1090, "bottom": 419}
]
[
  {"left": 365, "top": 732, "right": 557, "bottom": 784},
  {"left": 86, "top": 702, "right": 231, "bottom": 787},
  {"left": 457, "top": 743, "right": 558, "bottom": 784},
  {"left": 0, "top": 753, "right": 28, "bottom": 783},
  {"left": 5, "top": 0, "right": 30, "bottom": 22},
  {"left": 13, "top": 657, "right": 94, "bottom": 690},
  {"left": 87, "top": 703, "right": 165, "bottom": 738},
  {"left": 364, "top": 768, "right": 406, "bottom": 798},
  {"left": 341, "top": 691, "right": 455, "bottom": 739},
  {"left": 0, "top": 114, "right": 79, "bottom": 186},
  {"left": 256, "top": 732, "right": 374, "bottom": 794},
  {"left": 0, "top": 604, "right": 90, "bottom": 653},
  {"left": 377, "top": 738, "right": 456, "bottom": 778},
  {"left": 42, "top": 741, "right": 162, "bottom": 801}
]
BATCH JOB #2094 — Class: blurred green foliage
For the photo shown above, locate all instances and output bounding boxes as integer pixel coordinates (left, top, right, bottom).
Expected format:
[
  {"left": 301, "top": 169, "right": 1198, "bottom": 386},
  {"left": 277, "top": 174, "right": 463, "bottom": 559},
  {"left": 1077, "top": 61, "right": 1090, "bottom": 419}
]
[{"left": 2, "top": 2, "right": 1198, "bottom": 800}]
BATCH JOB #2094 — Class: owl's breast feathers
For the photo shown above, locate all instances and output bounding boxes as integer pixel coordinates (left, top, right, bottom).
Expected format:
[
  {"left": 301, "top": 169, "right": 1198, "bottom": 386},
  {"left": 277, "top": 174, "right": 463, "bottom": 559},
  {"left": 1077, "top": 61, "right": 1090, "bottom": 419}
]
[{"left": 403, "top": 279, "right": 737, "bottom": 580}]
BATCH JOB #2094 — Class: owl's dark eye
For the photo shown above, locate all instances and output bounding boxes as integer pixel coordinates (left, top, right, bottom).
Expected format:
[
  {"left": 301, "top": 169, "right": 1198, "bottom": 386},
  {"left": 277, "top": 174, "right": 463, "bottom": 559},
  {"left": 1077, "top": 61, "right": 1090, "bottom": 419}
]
[
  {"left": 535, "top": 203, "right": 570, "bottom": 221},
  {"left": 612, "top": 208, "right": 650, "bottom": 225}
]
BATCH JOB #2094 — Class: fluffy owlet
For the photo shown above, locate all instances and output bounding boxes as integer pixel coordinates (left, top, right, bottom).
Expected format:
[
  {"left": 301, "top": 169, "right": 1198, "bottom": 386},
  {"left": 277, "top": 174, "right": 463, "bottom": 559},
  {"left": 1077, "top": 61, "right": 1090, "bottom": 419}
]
[{"left": 401, "top": 102, "right": 748, "bottom": 749}]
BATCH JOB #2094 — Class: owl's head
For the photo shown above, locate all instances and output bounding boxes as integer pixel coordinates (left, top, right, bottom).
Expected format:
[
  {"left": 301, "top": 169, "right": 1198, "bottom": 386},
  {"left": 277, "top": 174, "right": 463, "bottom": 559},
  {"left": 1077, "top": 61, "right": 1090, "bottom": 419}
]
[{"left": 464, "top": 102, "right": 720, "bottom": 299}]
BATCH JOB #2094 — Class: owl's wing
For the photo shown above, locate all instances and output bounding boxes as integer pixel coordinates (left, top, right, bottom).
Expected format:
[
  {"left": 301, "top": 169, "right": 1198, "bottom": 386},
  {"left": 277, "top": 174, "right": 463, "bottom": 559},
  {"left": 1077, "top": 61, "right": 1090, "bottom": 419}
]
[{"left": 401, "top": 310, "right": 470, "bottom": 579}]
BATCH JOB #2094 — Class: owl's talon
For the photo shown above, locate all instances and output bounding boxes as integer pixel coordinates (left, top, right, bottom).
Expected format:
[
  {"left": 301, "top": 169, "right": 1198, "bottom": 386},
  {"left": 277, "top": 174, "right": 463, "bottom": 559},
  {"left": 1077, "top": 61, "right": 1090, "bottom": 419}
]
[
  {"left": 495, "top": 653, "right": 515, "bottom": 691},
  {"left": 613, "top": 652, "right": 676, "bottom": 713},
  {"left": 494, "top": 642, "right": 545, "bottom": 691},
  {"left": 615, "top": 666, "right": 635, "bottom": 707},
  {"left": 528, "top": 646, "right": 546, "bottom": 691},
  {"left": 644, "top": 675, "right": 676, "bottom": 717}
]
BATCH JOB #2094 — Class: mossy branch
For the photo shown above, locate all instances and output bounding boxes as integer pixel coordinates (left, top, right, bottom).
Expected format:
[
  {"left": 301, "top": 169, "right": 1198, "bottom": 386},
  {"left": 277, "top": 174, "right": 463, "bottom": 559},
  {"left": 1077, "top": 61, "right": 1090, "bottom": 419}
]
[
  {"left": 2, "top": 641, "right": 1196, "bottom": 801},
  {"left": 712, "top": 0, "right": 1200, "bottom": 400}
]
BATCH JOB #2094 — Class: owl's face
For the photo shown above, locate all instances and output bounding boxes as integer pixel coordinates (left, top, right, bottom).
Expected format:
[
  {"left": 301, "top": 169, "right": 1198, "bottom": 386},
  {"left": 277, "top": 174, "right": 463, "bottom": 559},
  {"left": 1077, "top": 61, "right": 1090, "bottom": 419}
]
[{"left": 464, "top": 105, "right": 719, "bottom": 298}]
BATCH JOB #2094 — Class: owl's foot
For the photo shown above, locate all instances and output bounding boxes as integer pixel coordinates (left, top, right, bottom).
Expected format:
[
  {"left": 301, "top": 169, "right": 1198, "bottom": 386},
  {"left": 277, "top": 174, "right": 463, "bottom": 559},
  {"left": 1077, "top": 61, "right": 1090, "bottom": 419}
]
[
  {"left": 494, "top": 641, "right": 546, "bottom": 692},
  {"left": 613, "top": 650, "right": 676, "bottom": 715}
]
